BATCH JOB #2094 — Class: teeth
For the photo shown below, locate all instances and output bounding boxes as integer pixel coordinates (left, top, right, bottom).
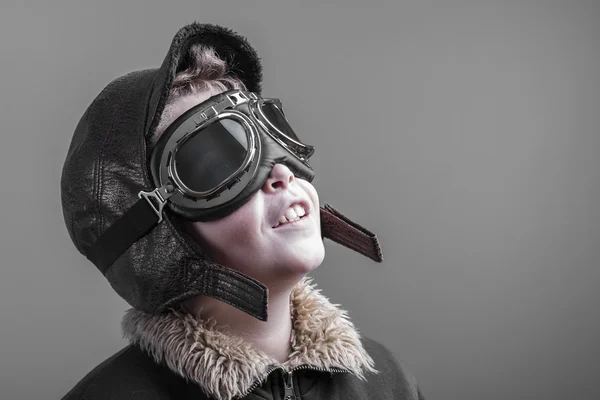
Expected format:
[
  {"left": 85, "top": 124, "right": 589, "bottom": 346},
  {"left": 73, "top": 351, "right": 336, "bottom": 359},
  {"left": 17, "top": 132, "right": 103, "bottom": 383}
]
[
  {"left": 293, "top": 204, "right": 306, "bottom": 217},
  {"left": 284, "top": 208, "right": 298, "bottom": 220},
  {"left": 274, "top": 203, "right": 307, "bottom": 228}
]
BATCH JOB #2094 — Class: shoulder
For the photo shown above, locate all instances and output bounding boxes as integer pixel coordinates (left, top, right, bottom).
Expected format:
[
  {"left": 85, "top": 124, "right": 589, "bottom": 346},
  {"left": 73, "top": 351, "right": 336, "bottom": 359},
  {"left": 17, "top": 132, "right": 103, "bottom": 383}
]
[
  {"left": 61, "top": 345, "right": 193, "bottom": 400},
  {"left": 361, "top": 336, "right": 426, "bottom": 400}
]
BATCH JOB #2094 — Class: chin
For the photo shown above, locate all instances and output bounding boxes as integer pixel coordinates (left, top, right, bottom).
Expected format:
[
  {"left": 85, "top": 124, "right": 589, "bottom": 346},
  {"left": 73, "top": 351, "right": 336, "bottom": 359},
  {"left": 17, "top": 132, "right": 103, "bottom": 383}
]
[
  {"left": 266, "top": 240, "right": 323, "bottom": 278},
  {"left": 292, "top": 241, "right": 325, "bottom": 274}
]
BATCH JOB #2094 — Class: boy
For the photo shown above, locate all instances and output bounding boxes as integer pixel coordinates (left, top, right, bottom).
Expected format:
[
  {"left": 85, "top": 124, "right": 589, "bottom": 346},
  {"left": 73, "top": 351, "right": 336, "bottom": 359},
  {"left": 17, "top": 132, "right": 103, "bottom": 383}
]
[{"left": 61, "top": 22, "right": 424, "bottom": 400}]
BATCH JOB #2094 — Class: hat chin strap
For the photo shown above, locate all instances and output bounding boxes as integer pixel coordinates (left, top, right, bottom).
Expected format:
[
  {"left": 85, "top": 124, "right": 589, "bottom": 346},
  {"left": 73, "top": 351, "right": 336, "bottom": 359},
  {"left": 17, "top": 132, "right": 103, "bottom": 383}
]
[{"left": 320, "top": 204, "right": 383, "bottom": 263}]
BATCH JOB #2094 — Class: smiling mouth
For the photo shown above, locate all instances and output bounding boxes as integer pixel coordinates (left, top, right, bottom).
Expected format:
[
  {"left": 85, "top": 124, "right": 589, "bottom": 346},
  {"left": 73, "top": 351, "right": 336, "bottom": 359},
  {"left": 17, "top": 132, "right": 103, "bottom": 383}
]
[{"left": 272, "top": 203, "right": 310, "bottom": 228}]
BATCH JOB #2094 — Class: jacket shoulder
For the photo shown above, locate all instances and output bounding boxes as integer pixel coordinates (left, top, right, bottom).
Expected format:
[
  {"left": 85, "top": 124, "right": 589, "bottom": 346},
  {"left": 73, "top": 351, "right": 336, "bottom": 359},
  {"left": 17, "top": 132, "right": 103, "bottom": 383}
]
[
  {"left": 61, "top": 345, "right": 190, "bottom": 400},
  {"left": 361, "top": 336, "right": 426, "bottom": 400}
]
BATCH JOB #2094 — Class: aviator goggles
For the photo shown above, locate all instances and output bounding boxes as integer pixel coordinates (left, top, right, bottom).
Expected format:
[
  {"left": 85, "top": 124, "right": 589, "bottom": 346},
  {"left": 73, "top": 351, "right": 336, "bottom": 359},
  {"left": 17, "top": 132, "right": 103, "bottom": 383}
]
[{"left": 147, "top": 89, "right": 316, "bottom": 222}]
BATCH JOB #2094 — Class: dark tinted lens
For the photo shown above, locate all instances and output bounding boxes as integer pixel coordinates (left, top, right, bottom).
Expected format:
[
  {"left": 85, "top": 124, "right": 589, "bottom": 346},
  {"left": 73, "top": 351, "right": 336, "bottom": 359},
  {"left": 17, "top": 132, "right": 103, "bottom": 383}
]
[
  {"left": 260, "top": 102, "right": 301, "bottom": 142},
  {"left": 175, "top": 118, "right": 248, "bottom": 192}
]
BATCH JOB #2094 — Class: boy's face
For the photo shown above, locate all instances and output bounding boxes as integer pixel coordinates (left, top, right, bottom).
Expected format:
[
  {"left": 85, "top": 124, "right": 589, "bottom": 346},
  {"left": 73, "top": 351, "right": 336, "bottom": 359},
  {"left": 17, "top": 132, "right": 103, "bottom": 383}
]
[
  {"left": 186, "top": 163, "right": 325, "bottom": 286},
  {"left": 164, "top": 91, "right": 325, "bottom": 286}
]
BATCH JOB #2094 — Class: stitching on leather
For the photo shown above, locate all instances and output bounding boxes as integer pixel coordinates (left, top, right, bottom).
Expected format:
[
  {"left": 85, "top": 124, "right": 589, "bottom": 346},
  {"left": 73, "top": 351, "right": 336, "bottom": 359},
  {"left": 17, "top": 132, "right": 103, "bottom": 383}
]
[
  {"left": 98, "top": 98, "right": 121, "bottom": 235},
  {"left": 182, "top": 262, "right": 265, "bottom": 316},
  {"left": 93, "top": 90, "right": 122, "bottom": 242}
]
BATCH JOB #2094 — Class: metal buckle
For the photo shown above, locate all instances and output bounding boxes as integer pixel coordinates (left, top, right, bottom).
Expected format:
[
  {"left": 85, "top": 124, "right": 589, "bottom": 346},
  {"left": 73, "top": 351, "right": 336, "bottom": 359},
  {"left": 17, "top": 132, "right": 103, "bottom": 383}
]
[
  {"left": 190, "top": 91, "right": 250, "bottom": 127},
  {"left": 138, "top": 184, "right": 176, "bottom": 223},
  {"left": 228, "top": 91, "right": 250, "bottom": 105}
]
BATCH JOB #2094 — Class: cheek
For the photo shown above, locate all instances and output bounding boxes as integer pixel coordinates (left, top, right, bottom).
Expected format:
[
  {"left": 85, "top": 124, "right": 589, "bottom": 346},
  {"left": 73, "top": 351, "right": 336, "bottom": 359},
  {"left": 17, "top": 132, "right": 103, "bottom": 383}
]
[
  {"left": 299, "top": 181, "right": 320, "bottom": 210},
  {"left": 199, "top": 199, "right": 263, "bottom": 248},
  {"left": 223, "top": 217, "right": 259, "bottom": 247}
]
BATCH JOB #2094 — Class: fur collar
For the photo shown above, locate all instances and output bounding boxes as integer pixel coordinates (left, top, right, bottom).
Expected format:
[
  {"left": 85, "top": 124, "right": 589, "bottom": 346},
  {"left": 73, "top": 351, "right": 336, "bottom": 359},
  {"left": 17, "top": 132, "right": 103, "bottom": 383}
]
[{"left": 121, "top": 277, "right": 377, "bottom": 400}]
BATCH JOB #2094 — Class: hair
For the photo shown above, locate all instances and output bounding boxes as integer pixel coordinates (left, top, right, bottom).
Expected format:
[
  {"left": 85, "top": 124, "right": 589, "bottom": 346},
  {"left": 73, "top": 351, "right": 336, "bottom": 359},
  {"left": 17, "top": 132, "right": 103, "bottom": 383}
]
[{"left": 149, "top": 44, "right": 247, "bottom": 147}]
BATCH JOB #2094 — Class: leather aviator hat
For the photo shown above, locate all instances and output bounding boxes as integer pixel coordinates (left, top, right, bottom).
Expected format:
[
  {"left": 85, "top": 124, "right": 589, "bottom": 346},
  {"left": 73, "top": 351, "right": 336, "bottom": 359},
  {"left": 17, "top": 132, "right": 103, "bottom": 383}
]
[{"left": 60, "top": 22, "right": 383, "bottom": 321}]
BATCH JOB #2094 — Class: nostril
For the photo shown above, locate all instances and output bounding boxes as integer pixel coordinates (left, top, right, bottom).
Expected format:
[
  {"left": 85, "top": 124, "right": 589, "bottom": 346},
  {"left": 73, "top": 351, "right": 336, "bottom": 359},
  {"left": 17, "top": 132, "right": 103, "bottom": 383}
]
[
  {"left": 267, "top": 164, "right": 295, "bottom": 191},
  {"left": 270, "top": 175, "right": 294, "bottom": 190},
  {"left": 271, "top": 180, "right": 286, "bottom": 189}
]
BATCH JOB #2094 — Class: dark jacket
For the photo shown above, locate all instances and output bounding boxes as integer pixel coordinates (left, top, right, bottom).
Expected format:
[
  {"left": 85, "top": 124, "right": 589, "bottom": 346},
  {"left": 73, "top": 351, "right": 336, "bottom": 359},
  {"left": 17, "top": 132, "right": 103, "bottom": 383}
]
[{"left": 62, "top": 278, "right": 425, "bottom": 400}]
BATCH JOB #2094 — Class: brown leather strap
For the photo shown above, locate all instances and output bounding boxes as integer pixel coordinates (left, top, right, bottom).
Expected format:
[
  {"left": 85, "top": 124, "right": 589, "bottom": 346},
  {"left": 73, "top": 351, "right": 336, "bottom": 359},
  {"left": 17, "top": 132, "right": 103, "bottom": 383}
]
[{"left": 320, "top": 203, "right": 383, "bottom": 262}]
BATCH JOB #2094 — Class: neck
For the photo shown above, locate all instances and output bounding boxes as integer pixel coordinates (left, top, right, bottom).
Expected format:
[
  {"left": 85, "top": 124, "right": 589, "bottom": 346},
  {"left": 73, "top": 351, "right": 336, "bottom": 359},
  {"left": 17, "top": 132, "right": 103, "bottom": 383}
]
[{"left": 182, "top": 280, "right": 295, "bottom": 363}]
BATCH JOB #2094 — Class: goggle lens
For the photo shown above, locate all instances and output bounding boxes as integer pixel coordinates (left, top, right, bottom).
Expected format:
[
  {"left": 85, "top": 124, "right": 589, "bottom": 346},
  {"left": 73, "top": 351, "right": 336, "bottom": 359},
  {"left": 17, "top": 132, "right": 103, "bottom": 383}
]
[
  {"left": 175, "top": 118, "right": 248, "bottom": 193},
  {"left": 259, "top": 101, "right": 314, "bottom": 159}
]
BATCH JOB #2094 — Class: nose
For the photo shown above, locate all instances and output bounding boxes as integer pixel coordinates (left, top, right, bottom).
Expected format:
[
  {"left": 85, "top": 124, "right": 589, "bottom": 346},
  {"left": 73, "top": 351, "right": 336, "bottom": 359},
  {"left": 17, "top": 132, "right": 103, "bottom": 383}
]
[{"left": 263, "top": 163, "right": 295, "bottom": 193}]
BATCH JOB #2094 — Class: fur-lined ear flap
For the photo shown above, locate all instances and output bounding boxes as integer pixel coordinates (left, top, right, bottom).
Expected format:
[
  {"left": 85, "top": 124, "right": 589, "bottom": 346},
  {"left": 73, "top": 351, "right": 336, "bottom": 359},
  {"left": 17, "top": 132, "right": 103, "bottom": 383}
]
[{"left": 320, "top": 204, "right": 383, "bottom": 262}]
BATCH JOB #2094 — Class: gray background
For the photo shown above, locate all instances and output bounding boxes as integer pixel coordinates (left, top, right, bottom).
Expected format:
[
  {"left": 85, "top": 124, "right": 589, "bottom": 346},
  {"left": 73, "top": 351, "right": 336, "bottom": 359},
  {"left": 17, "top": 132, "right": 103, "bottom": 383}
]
[{"left": 1, "top": 0, "right": 599, "bottom": 399}]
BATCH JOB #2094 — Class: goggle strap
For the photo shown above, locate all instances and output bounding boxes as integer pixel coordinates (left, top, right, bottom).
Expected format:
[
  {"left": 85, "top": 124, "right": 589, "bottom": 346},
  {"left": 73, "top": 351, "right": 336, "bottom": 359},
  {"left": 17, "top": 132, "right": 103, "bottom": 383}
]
[
  {"left": 89, "top": 195, "right": 161, "bottom": 274},
  {"left": 320, "top": 203, "right": 384, "bottom": 263}
]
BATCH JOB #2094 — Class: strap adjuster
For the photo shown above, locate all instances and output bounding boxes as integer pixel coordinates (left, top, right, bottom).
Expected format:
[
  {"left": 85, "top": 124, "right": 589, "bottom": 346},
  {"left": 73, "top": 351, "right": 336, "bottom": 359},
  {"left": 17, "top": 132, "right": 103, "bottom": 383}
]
[{"left": 138, "top": 184, "right": 176, "bottom": 223}]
